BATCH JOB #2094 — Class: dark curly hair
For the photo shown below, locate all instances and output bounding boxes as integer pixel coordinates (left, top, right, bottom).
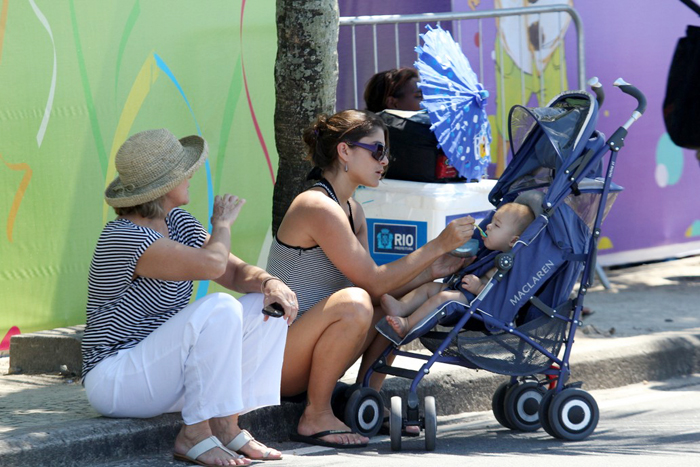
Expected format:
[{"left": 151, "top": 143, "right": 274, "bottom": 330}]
[
  {"left": 363, "top": 67, "right": 419, "bottom": 113},
  {"left": 302, "top": 110, "right": 389, "bottom": 175}
]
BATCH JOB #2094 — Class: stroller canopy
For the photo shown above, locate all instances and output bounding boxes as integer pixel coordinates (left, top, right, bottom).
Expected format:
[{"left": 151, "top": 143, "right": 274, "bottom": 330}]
[{"left": 490, "top": 91, "right": 601, "bottom": 207}]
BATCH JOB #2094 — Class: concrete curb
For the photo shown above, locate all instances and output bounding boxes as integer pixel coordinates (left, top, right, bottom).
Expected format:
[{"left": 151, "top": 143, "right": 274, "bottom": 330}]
[
  {"left": 1, "top": 329, "right": 699, "bottom": 466},
  {"left": 8, "top": 326, "right": 84, "bottom": 376}
]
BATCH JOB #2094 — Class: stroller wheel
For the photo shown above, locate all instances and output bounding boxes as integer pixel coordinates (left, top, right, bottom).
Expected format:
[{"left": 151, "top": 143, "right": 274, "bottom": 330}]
[
  {"left": 424, "top": 396, "right": 437, "bottom": 451},
  {"left": 390, "top": 396, "right": 402, "bottom": 451},
  {"left": 504, "top": 381, "right": 545, "bottom": 432},
  {"left": 344, "top": 387, "right": 384, "bottom": 438},
  {"left": 538, "top": 389, "right": 557, "bottom": 438},
  {"left": 492, "top": 382, "right": 515, "bottom": 429},
  {"left": 548, "top": 388, "right": 599, "bottom": 441},
  {"left": 330, "top": 382, "right": 353, "bottom": 419}
]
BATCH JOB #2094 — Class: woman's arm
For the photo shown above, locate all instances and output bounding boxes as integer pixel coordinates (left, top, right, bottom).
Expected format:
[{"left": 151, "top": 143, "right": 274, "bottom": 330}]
[
  {"left": 281, "top": 192, "right": 474, "bottom": 300},
  {"left": 134, "top": 195, "right": 243, "bottom": 281},
  {"left": 214, "top": 254, "right": 299, "bottom": 324},
  {"left": 353, "top": 198, "right": 473, "bottom": 299},
  {"left": 384, "top": 253, "right": 471, "bottom": 298}
]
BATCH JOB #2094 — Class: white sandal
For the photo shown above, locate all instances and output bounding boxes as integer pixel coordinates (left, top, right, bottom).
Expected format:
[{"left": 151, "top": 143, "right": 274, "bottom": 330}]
[
  {"left": 226, "top": 429, "right": 282, "bottom": 461},
  {"left": 174, "top": 435, "right": 247, "bottom": 466}
]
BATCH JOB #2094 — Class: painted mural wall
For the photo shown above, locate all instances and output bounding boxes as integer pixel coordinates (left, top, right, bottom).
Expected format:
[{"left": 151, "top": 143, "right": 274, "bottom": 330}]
[
  {"left": 0, "top": 1, "right": 277, "bottom": 345},
  {"left": 3, "top": 0, "right": 700, "bottom": 343},
  {"left": 337, "top": 0, "right": 700, "bottom": 267}
]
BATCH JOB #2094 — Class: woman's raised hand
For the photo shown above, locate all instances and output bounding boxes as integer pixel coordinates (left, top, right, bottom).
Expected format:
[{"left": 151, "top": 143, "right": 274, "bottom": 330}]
[
  {"left": 211, "top": 194, "right": 246, "bottom": 228},
  {"left": 437, "top": 215, "right": 475, "bottom": 252}
]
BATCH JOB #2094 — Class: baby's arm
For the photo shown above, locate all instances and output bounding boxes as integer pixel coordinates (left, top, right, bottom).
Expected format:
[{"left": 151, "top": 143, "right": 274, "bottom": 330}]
[{"left": 461, "top": 274, "right": 487, "bottom": 294}]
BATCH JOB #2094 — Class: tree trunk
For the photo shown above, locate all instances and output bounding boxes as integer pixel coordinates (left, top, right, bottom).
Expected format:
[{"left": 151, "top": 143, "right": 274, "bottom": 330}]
[{"left": 273, "top": 0, "right": 338, "bottom": 235}]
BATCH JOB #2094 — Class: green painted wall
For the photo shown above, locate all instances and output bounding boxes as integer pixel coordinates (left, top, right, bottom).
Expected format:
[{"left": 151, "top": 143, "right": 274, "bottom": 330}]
[{"left": 0, "top": 0, "right": 278, "bottom": 339}]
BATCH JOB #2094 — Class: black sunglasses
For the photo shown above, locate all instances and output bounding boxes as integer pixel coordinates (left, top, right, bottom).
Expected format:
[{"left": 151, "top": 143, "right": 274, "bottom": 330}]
[{"left": 347, "top": 141, "right": 387, "bottom": 162}]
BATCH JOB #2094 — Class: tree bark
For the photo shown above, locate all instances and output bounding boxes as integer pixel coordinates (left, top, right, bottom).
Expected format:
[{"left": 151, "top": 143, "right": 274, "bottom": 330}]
[{"left": 273, "top": 0, "right": 338, "bottom": 235}]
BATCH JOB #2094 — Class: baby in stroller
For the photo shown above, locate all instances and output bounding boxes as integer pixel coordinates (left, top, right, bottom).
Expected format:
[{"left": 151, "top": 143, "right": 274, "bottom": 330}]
[{"left": 380, "top": 202, "right": 535, "bottom": 343}]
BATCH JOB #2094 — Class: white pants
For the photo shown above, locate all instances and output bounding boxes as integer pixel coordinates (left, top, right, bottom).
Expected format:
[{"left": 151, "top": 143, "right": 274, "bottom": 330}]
[{"left": 84, "top": 293, "right": 287, "bottom": 425}]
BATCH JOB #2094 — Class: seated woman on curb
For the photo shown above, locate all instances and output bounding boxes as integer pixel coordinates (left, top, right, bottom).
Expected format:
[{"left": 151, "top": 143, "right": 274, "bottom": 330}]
[
  {"left": 81, "top": 129, "right": 298, "bottom": 466},
  {"left": 266, "top": 110, "right": 475, "bottom": 448}
]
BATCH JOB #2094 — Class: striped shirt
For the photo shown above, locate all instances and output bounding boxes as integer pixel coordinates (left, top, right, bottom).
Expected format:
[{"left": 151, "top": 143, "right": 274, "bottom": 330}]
[
  {"left": 81, "top": 208, "right": 206, "bottom": 377},
  {"left": 266, "top": 179, "right": 354, "bottom": 318},
  {"left": 266, "top": 238, "right": 354, "bottom": 318}
]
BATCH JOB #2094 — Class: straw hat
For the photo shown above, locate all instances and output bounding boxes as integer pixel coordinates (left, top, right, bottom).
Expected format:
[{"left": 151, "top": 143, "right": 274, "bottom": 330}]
[{"left": 105, "top": 129, "right": 208, "bottom": 207}]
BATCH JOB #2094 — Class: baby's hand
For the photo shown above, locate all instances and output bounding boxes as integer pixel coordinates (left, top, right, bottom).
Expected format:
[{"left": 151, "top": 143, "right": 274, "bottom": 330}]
[{"left": 461, "top": 274, "right": 481, "bottom": 294}]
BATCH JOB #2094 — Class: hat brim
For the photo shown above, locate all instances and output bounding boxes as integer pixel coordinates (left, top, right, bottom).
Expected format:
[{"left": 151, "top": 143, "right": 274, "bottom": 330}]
[{"left": 105, "top": 135, "right": 208, "bottom": 208}]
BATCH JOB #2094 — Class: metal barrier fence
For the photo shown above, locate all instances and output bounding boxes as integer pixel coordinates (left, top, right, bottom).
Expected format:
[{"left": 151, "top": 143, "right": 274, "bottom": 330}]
[
  {"left": 336, "top": 5, "right": 613, "bottom": 288},
  {"left": 338, "top": 4, "right": 585, "bottom": 149}
]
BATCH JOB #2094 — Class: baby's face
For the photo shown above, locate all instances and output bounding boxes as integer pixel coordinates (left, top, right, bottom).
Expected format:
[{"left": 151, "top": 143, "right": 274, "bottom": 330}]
[{"left": 484, "top": 209, "right": 521, "bottom": 252}]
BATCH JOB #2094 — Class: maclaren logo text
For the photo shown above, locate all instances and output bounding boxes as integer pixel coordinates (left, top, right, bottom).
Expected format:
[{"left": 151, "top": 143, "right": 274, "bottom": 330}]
[{"left": 509, "top": 260, "right": 555, "bottom": 306}]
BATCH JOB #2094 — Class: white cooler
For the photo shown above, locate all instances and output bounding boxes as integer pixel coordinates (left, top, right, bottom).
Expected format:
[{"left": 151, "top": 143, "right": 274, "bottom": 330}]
[{"left": 354, "top": 179, "right": 497, "bottom": 265}]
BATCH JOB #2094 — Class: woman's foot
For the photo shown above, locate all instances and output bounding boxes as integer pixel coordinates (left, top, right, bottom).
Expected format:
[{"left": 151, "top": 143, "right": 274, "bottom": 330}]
[
  {"left": 296, "top": 408, "right": 369, "bottom": 447},
  {"left": 380, "top": 294, "right": 405, "bottom": 317},
  {"left": 225, "top": 430, "right": 282, "bottom": 461},
  {"left": 174, "top": 422, "right": 250, "bottom": 466},
  {"left": 386, "top": 315, "right": 409, "bottom": 338},
  {"left": 210, "top": 418, "right": 282, "bottom": 461}
]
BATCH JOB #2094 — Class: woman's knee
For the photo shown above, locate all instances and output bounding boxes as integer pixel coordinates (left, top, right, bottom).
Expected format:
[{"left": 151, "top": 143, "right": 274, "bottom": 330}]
[
  {"left": 189, "top": 292, "right": 243, "bottom": 328},
  {"left": 333, "top": 287, "right": 374, "bottom": 329}
]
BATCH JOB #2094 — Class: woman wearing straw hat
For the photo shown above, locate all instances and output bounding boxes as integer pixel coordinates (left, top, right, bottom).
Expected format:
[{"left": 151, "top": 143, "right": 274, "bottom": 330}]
[{"left": 81, "top": 129, "right": 297, "bottom": 466}]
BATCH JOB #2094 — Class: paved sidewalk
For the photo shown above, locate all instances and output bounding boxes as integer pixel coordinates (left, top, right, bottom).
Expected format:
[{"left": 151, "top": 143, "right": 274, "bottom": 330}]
[{"left": 1, "top": 256, "right": 699, "bottom": 466}]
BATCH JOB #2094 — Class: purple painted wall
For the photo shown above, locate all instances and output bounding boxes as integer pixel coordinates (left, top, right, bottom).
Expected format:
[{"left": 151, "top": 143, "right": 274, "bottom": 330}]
[
  {"left": 570, "top": 0, "right": 700, "bottom": 264},
  {"left": 337, "top": 0, "right": 700, "bottom": 265}
]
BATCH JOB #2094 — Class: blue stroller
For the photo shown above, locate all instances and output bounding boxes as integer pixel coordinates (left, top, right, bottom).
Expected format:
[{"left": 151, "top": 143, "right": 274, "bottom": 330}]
[{"left": 335, "top": 79, "right": 646, "bottom": 450}]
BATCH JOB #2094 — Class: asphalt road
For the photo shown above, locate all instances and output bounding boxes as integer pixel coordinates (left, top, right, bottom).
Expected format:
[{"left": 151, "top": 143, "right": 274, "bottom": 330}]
[{"left": 94, "top": 374, "right": 700, "bottom": 467}]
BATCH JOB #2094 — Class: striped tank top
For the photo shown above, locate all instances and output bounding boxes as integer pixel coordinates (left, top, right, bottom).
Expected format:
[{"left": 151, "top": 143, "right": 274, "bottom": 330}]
[
  {"left": 266, "top": 179, "right": 354, "bottom": 318},
  {"left": 81, "top": 208, "right": 207, "bottom": 377}
]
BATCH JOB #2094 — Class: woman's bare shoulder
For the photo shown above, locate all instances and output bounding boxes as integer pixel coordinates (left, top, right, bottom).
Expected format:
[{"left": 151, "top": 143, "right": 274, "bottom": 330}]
[
  {"left": 289, "top": 189, "right": 343, "bottom": 215},
  {"left": 278, "top": 189, "right": 349, "bottom": 246}
]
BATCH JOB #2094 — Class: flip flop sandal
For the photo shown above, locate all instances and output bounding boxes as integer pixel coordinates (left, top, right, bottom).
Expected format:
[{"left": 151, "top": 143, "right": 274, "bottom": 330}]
[
  {"left": 174, "top": 435, "right": 249, "bottom": 466},
  {"left": 227, "top": 429, "right": 282, "bottom": 461}
]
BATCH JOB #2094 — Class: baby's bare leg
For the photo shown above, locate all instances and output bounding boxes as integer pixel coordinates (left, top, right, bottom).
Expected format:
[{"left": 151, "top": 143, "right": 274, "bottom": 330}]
[
  {"left": 385, "top": 315, "right": 410, "bottom": 338},
  {"left": 387, "top": 289, "right": 467, "bottom": 338},
  {"left": 404, "top": 290, "right": 468, "bottom": 330},
  {"left": 381, "top": 282, "right": 447, "bottom": 317}
]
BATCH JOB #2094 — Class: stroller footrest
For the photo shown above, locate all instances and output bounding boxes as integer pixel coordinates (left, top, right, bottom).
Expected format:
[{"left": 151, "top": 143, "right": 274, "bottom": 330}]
[{"left": 372, "top": 362, "right": 419, "bottom": 380}]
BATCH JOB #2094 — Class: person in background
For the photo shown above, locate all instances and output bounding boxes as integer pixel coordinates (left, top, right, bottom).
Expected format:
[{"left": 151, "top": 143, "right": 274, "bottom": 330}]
[
  {"left": 364, "top": 67, "right": 423, "bottom": 113},
  {"left": 82, "top": 129, "right": 297, "bottom": 466}
]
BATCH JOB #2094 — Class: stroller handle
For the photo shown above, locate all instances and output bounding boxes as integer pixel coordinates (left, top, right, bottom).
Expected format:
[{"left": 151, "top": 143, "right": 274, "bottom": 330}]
[
  {"left": 614, "top": 78, "right": 647, "bottom": 129},
  {"left": 586, "top": 77, "right": 605, "bottom": 107}
]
